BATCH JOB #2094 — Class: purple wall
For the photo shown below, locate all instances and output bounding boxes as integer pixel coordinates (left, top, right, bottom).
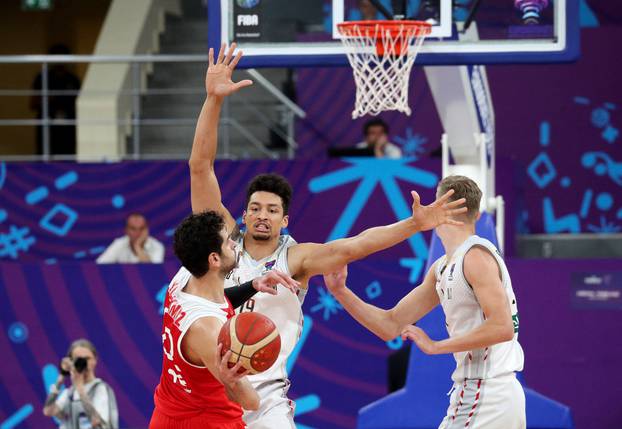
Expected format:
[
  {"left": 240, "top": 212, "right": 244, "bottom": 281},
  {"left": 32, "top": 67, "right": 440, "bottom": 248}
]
[
  {"left": 294, "top": 23, "right": 622, "bottom": 236},
  {"left": 1, "top": 258, "right": 620, "bottom": 429},
  {"left": 509, "top": 259, "right": 622, "bottom": 429}
]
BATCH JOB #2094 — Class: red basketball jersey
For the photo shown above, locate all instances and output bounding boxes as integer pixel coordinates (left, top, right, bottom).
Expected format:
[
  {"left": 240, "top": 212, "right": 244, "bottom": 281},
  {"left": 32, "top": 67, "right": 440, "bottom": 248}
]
[{"left": 152, "top": 267, "right": 243, "bottom": 424}]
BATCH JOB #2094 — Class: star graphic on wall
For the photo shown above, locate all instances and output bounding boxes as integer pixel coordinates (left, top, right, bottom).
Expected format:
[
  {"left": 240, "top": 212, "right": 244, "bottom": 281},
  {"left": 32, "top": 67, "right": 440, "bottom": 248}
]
[
  {"left": 394, "top": 128, "right": 427, "bottom": 159},
  {"left": 310, "top": 287, "right": 343, "bottom": 321},
  {"left": 309, "top": 158, "right": 438, "bottom": 282}
]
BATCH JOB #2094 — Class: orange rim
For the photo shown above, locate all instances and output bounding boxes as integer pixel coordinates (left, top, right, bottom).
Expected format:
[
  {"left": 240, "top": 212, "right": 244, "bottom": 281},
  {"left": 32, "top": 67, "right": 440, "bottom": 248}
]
[
  {"left": 337, "top": 20, "right": 432, "bottom": 38},
  {"left": 337, "top": 20, "right": 431, "bottom": 56}
]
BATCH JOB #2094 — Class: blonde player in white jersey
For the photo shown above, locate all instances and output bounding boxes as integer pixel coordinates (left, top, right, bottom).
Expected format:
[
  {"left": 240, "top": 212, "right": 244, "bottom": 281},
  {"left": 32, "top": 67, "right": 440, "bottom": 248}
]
[
  {"left": 324, "top": 175, "right": 525, "bottom": 429},
  {"left": 187, "top": 44, "right": 468, "bottom": 429}
]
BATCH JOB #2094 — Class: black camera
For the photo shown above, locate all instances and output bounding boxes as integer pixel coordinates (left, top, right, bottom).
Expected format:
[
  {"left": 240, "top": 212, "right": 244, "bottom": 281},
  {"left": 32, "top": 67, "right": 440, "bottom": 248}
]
[
  {"left": 59, "top": 357, "right": 88, "bottom": 376},
  {"left": 73, "top": 357, "right": 88, "bottom": 374}
]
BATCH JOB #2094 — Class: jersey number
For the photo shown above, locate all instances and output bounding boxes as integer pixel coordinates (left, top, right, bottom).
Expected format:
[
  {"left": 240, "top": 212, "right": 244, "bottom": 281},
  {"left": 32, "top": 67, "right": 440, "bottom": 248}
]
[{"left": 240, "top": 298, "right": 255, "bottom": 313}]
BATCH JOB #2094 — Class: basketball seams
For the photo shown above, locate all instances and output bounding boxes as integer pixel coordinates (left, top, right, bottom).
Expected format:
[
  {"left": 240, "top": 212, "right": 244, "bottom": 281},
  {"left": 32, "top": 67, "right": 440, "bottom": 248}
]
[
  {"left": 222, "top": 313, "right": 281, "bottom": 374},
  {"left": 237, "top": 315, "right": 262, "bottom": 366}
]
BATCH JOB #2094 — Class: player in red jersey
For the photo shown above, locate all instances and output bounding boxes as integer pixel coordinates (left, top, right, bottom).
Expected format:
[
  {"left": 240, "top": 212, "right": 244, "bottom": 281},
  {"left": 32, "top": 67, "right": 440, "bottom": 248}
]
[{"left": 149, "top": 211, "right": 300, "bottom": 429}]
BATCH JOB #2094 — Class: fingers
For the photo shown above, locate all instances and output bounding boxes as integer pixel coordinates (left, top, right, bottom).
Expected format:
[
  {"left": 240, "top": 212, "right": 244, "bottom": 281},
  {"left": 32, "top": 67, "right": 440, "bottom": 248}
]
[
  {"left": 444, "top": 219, "right": 465, "bottom": 226},
  {"left": 230, "top": 360, "right": 243, "bottom": 374},
  {"left": 401, "top": 330, "right": 414, "bottom": 341},
  {"left": 259, "top": 284, "right": 278, "bottom": 295},
  {"left": 216, "top": 42, "right": 226, "bottom": 64},
  {"left": 224, "top": 43, "right": 236, "bottom": 66},
  {"left": 236, "top": 368, "right": 251, "bottom": 378},
  {"left": 208, "top": 47, "right": 214, "bottom": 67},
  {"left": 444, "top": 197, "right": 466, "bottom": 209},
  {"left": 447, "top": 207, "right": 468, "bottom": 216},
  {"left": 220, "top": 348, "right": 232, "bottom": 369},
  {"left": 229, "top": 49, "right": 244, "bottom": 69},
  {"left": 232, "top": 79, "right": 253, "bottom": 92},
  {"left": 269, "top": 270, "right": 301, "bottom": 294},
  {"left": 401, "top": 326, "right": 419, "bottom": 341},
  {"left": 435, "top": 188, "right": 455, "bottom": 206},
  {"left": 411, "top": 190, "right": 421, "bottom": 208}
]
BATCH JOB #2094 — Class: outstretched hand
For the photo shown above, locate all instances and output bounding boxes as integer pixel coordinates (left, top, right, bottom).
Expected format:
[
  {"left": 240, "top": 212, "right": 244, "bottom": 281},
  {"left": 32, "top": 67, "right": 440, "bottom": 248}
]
[
  {"left": 252, "top": 269, "right": 301, "bottom": 295},
  {"left": 410, "top": 189, "right": 468, "bottom": 231},
  {"left": 206, "top": 43, "right": 253, "bottom": 99}
]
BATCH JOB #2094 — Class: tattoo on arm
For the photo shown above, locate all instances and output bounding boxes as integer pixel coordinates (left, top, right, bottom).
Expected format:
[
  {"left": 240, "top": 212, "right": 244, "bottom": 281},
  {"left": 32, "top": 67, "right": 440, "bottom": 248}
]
[
  {"left": 44, "top": 391, "right": 59, "bottom": 407},
  {"left": 78, "top": 390, "right": 105, "bottom": 428}
]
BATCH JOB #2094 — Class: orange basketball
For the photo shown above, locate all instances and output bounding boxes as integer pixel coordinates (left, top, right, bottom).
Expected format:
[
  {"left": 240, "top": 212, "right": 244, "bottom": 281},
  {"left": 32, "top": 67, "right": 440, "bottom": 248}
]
[{"left": 218, "top": 312, "right": 281, "bottom": 375}]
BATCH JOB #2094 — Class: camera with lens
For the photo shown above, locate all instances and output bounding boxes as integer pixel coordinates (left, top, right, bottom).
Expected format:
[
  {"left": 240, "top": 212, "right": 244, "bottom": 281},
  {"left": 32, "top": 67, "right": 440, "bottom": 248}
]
[
  {"left": 59, "top": 357, "right": 88, "bottom": 376},
  {"left": 73, "top": 357, "right": 88, "bottom": 374}
]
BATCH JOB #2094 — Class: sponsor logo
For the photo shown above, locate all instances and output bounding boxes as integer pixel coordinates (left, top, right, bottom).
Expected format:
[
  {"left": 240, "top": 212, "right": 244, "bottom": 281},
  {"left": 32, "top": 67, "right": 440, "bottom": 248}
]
[
  {"left": 512, "top": 314, "right": 520, "bottom": 333},
  {"left": 263, "top": 260, "right": 276, "bottom": 272},
  {"left": 237, "top": 14, "right": 259, "bottom": 26}
]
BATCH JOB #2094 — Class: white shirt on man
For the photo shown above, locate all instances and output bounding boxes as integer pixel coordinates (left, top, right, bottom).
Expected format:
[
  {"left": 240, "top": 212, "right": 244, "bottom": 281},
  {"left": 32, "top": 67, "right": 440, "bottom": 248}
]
[
  {"left": 96, "top": 236, "right": 164, "bottom": 264},
  {"left": 356, "top": 141, "right": 403, "bottom": 158}
]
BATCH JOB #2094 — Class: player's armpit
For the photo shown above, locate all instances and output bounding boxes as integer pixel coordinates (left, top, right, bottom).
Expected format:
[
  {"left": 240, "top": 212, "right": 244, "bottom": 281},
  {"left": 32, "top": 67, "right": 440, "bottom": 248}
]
[{"left": 288, "top": 241, "right": 352, "bottom": 281}]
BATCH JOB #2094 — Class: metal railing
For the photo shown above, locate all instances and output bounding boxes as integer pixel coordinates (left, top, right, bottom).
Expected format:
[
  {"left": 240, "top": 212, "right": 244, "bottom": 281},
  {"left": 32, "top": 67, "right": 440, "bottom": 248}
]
[{"left": 0, "top": 55, "right": 306, "bottom": 160}]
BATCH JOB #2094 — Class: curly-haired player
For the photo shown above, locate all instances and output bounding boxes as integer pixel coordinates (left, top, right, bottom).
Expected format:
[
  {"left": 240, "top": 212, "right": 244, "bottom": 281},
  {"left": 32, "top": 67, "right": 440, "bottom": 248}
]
[{"left": 188, "top": 43, "right": 467, "bottom": 428}]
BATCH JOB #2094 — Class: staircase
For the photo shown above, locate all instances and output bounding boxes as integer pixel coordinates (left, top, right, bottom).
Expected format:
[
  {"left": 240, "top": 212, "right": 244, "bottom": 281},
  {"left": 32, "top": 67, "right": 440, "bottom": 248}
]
[{"left": 138, "top": 0, "right": 293, "bottom": 158}]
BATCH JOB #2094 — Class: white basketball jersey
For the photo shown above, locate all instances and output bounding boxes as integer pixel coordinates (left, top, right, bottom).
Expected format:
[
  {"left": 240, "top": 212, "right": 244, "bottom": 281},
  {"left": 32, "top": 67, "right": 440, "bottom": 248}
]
[
  {"left": 434, "top": 235, "right": 524, "bottom": 382},
  {"left": 225, "top": 235, "right": 305, "bottom": 386}
]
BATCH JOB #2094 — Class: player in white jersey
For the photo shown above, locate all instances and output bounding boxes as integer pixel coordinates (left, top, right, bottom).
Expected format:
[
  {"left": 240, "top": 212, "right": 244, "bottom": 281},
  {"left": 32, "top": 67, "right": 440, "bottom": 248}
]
[
  {"left": 324, "top": 175, "right": 525, "bottom": 429},
  {"left": 189, "top": 44, "right": 468, "bottom": 428}
]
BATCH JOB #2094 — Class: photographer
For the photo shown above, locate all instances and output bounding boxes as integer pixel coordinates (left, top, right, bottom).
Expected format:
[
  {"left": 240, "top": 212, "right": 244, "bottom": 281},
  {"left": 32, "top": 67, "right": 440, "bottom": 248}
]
[{"left": 43, "top": 339, "right": 119, "bottom": 429}]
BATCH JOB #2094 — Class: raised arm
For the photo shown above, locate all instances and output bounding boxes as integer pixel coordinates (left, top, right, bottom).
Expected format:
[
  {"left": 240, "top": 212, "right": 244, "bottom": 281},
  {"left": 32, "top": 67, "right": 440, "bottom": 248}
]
[
  {"left": 401, "top": 247, "right": 515, "bottom": 355},
  {"left": 184, "top": 317, "right": 259, "bottom": 411},
  {"left": 289, "top": 189, "right": 466, "bottom": 280},
  {"left": 324, "top": 264, "right": 440, "bottom": 341},
  {"left": 189, "top": 43, "right": 252, "bottom": 232}
]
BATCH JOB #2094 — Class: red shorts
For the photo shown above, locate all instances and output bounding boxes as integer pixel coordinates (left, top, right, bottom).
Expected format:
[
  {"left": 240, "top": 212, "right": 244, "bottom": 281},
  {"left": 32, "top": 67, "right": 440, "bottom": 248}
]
[{"left": 149, "top": 408, "right": 246, "bottom": 429}]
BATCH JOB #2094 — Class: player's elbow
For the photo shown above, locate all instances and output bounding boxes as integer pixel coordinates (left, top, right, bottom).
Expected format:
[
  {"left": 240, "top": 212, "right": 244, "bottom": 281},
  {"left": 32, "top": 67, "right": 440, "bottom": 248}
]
[
  {"left": 498, "top": 322, "right": 515, "bottom": 342},
  {"left": 42, "top": 405, "right": 55, "bottom": 417},
  {"left": 378, "top": 330, "right": 397, "bottom": 342},
  {"left": 188, "top": 158, "right": 214, "bottom": 175},
  {"left": 378, "top": 311, "right": 401, "bottom": 341}
]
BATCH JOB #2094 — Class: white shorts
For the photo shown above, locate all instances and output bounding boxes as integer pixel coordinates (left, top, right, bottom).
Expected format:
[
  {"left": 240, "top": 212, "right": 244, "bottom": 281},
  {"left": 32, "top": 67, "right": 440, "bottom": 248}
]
[
  {"left": 439, "top": 374, "right": 526, "bottom": 429},
  {"left": 243, "top": 380, "right": 296, "bottom": 429}
]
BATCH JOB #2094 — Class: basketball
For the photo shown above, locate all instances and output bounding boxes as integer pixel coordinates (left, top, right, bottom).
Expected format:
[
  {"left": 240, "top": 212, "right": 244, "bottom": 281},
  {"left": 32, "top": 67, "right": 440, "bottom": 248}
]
[{"left": 218, "top": 312, "right": 281, "bottom": 375}]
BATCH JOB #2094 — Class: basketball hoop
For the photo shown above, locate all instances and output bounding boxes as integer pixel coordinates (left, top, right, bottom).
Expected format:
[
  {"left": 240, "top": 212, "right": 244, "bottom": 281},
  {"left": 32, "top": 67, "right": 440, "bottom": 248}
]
[{"left": 337, "top": 20, "right": 432, "bottom": 118}]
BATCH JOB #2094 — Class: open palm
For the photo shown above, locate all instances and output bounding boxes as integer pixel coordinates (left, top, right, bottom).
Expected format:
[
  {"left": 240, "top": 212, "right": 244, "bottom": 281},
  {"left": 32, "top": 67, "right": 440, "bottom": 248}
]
[
  {"left": 411, "top": 189, "right": 467, "bottom": 231},
  {"left": 206, "top": 43, "right": 253, "bottom": 98}
]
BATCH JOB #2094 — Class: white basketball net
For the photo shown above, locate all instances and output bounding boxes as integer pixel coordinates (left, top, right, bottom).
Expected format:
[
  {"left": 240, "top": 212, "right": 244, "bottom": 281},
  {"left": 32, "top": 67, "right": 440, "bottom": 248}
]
[{"left": 338, "top": 22, "right": 430, "bottom": 118}]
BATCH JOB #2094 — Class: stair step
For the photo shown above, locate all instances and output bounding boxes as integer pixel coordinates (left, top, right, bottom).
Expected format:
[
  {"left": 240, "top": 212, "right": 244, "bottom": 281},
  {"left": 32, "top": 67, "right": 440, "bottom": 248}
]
[{"left": 138, "top": 2, "right": 294, "bottom": 158}]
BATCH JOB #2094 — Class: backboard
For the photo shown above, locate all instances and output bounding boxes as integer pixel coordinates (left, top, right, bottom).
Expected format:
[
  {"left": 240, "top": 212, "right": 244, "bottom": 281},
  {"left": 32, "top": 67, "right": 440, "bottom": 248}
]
[{"left": 208, "top": 0, "right": 579, "bottom": 67}]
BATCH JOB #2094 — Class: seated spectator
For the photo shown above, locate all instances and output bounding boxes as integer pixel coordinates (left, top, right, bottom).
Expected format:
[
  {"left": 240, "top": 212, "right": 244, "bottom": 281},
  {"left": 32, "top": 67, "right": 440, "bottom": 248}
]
[
  {"left": 43, "top": 339, "right": 119, "bottom": 429},
  {"left": 357, "top": 119, "right": 402, "bottom": 159},
  {"left": 97, "top": 213, "right": 164, "bottom": 263}
]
